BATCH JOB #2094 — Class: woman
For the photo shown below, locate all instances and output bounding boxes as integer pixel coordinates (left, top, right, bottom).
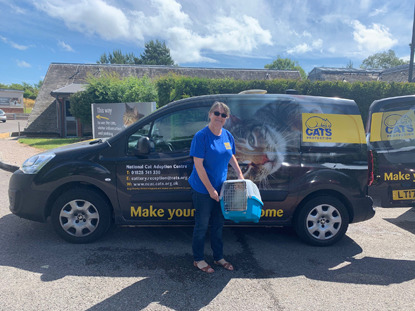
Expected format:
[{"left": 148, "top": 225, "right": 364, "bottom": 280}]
[{"left": 188, "top": 101, "right": 244, "bottom": 273}]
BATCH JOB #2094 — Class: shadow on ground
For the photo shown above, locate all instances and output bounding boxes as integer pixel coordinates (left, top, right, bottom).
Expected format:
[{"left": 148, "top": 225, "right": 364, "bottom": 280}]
[
  {"left": 1, "top": 213, "right": 415, "bottom": 310},
  {"left": 384, "top": 207, "right": 415, "bottom": 235}
]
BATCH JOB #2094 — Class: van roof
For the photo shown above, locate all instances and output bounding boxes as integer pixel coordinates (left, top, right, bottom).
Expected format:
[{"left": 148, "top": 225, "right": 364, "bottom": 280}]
[{"left": 161, "top": 93, "right": 356, "bottom": 111}]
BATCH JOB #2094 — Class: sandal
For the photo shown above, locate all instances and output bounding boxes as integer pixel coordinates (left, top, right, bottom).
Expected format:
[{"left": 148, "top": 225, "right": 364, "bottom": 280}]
[
  {"left": 214, "top": 259, "right": 234, "bottom": 271},
  {"left": 194, "top": 261, "right": 214, "bottom": 274}
]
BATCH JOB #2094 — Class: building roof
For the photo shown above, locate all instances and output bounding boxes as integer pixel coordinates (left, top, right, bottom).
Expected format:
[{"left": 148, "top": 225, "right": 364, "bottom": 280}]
[
  {"left": 380, "top": 64, "right": 409, "bottom": 74},
  {"left": 309, "top": 67, "right": 383, "bottom": 74},
  {"left": 308, "top": 67, "right": 383, "bottom": 82},
  {"left": 378, "top": 64, "right": 413, "bottom": 83},
  {"left": 0, "top": 88, "right": 24, "bottom": 93},
  {"left": 51, "top": 83, "right": 87, "bottom": 96},
  {"left": 25, "top": 63, "right": 301, "bottom": 135}
]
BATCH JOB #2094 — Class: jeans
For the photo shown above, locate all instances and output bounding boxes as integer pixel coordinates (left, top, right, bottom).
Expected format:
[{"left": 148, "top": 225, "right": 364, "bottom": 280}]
[{"left": 192, "top": 190, "right": 225, "bottom": 262}]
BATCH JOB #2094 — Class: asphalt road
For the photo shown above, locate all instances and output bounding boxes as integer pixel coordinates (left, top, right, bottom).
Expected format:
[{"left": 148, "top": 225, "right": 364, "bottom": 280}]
[
  {"left": 1, "top": 168, "right": 415, "bottom": 310},
  {"left": 0, "top": 119, "right": 27, "bottom": 135}
]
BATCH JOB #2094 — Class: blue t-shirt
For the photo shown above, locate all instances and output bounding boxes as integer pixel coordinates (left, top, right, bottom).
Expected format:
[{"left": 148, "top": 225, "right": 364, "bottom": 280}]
[{"left": 189, "top": 126, "right": 236, "bottom": 194}]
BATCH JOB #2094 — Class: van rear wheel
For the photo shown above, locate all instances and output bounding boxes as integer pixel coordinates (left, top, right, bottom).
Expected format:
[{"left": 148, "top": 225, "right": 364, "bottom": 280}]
[
  {"left": 51, "top": 188, "right": 111, "bottom": 243},
  {"left": 294, "top": 196, "right": 349, "bottom": 246}
]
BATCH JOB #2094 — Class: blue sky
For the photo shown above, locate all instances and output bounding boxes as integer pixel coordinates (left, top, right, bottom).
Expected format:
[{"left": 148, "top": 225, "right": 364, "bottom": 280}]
[{"left": 1, "top": 0, "right": 414, "bottom": 85}]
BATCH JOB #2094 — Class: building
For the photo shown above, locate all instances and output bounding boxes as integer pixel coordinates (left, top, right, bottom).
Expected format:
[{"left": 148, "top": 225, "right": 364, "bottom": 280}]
[
  {"left": 308, "top": 65, "right": 415, "bottom": 83},
  {"left": 308, "top": 67, "right": 382, "bottom": 82},
  {"left": 0, "top": 88, "right": 24, "bottom": 114},
  {"left": 25, "top": 63, "right": 301, "bottom": 137},
  {"left": 378, "top": 64, "right": 414, "bottom": 83}
]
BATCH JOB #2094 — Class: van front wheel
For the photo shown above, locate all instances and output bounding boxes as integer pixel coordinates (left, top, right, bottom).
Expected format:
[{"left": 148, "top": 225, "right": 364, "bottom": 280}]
[
  {"left": 51, "top": 189, "right": 111, "bottom": 243},
  {"left": 294, "top": 196, "right": 349, "bottom": 246}
]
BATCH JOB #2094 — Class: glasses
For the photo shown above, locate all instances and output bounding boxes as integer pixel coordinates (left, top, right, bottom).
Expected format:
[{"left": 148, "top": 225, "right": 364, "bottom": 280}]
[{"left": 213, "top": 111, "right": 228, "bottom": 118}]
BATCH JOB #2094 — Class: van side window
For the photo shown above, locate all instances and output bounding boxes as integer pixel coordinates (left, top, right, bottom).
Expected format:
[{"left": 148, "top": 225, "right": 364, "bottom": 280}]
[
  {"left": 151, "top": 107, "right": 208, "bottom": 153},
  {"left": 127, "top": 123, "right": 151, "bottom": 154},
  {"left": 369, "top": 108, "right": 415, "bottom": 150},
  {"left": 369, "top": 106, "right": 415, "bottom": 164}
]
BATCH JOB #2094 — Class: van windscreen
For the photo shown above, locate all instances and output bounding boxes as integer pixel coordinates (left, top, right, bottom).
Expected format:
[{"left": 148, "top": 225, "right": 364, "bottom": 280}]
[{"left": 369, "top": 107, "right": 415, "bottom": 151}]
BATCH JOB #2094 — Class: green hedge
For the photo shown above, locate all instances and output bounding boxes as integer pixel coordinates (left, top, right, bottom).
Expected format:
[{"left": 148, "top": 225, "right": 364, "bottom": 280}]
[{"left": 156, "top": 74, "right": 415, "bottom": 123}]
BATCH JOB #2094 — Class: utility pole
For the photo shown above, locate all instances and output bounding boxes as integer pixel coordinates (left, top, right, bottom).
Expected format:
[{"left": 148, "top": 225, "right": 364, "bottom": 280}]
[{"left": 409, "top": 3, "right": 415, "bottom": 82}]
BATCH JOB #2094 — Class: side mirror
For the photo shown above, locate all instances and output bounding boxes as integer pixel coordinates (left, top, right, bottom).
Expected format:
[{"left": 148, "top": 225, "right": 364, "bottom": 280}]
[{"left": 136, "top": 137, "right": 151, "bottom": 155}]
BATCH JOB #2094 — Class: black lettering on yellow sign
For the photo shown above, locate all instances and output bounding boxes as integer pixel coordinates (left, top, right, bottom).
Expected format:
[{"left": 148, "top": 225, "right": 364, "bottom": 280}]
[
  {"left": 393, "top": 190, "right": 415, "bottom": 200},
  {"left": 130, "top": 206, "right": 284, "bottom": 219},
  {"left": 402, "top": 190, "right": 415, "bottom": 199}
]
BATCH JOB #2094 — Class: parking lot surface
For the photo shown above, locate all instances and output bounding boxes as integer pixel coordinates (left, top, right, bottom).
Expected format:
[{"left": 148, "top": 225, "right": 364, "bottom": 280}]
[{"left": 1, "top": 168, "right": 415, "bottom": 310}]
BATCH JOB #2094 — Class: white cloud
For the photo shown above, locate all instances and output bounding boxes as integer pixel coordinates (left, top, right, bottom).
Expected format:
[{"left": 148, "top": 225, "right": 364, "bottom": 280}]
[
  {"left": 401, "top": 54, "right": 410, "bottom": 62},
  {"left": 287, "top": 39, "right": 323, "bottom": 55},
  {"left": 369, "top": 5, "right": 388, "bottom": 17},
  {"left": 58, "top": 40, "right": 74, "bottom": 52},
  {"left": 302, "top": 31, "right": 312, "bottom": 38},
  {"left": 35, "top": 0, "right": 130, "bottom": 40},
  {"left": 28, "top": 0, "right": 412, "bottom": 67},
  {"left": 34, "top": 0, "right": 273, "bottom": 64},
  {"left": 204, "top": 15, "right": 272, "bottom": 52},
  {"left": 131, "top": 1, "right": 273, "bottom": 63},
  {"left": 16, "top": 60, "right": 31, "bottom": 68},
  {"left": 9, "top": 3, "right": 27, "bottom": 14},
  {"left": 312, "top": 39, "right": 323, "bottom": 49},
  {"left": 287, "top": 43, "right": 312, "bottom": 54},
  {"left": 0, "top": 35, "right": 29, "bottom": 50},
  {"left": 352, "top": 20, "right": 397, "bottom": 53}
]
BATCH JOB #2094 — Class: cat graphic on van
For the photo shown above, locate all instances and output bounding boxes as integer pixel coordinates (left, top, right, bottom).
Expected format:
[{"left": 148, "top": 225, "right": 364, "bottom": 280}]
[
  {"left": 305, "top": 116, "right": 332, "bottom": 129},
  {"left": 384, "top": 114, "right": 412, "bottom": 127}
]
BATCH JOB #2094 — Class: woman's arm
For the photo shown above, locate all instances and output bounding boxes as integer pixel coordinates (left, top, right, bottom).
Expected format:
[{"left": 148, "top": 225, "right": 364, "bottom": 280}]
[
  {"left": 229, "top": 155, "right": 244, "bottom": 180},
  {"left": 193, "top": 157, "right": 220, "bottom": 202}
]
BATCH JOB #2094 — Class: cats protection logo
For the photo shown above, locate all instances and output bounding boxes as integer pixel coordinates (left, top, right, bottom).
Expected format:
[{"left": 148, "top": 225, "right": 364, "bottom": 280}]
[
  {"left": 302, "top": 113, "right": 366, "bottom": 144},
  {"left": 304, "top": 116, "right": 333, "bottom": 141},
  {"left": 369, "top": 110, "right": 415, "bottom": 142}
]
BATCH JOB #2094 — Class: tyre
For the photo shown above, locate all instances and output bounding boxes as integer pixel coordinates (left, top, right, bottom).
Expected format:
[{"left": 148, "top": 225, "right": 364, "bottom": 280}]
[
  {"left": 294, "top": 196, "right": 349, "bottom": 246},
  {"left": 51, "top": 188, "right": 112, "bottom": 243}
]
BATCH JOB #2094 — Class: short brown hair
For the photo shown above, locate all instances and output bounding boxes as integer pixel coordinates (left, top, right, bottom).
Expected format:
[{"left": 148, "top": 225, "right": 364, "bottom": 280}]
[{"left": 209, "top": 101, "right": 230, "bottom": 116}]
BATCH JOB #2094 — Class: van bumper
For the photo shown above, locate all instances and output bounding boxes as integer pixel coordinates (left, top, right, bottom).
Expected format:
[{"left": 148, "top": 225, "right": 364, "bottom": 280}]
[
  {"left": 369, "top": 185, "right": 415, "bottom": 208},
  {"left": 350, "top": 195, "right": 375, "bottom": 223},
  {"left": 8, "top": 170, "right": 49, "bottom": 222}
]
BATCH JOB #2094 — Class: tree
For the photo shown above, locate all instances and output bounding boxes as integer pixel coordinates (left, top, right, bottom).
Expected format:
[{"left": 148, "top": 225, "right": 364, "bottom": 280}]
[
  {"left": 97, "top": 49, "right": 140, "bottom": 64},
  {"left": 97, "top": 40, "right": 175, "bottom": 66},
  {"left": 0, "top": 81, "right": 43, "bottom": 99},
  {"left": 70, "top": 73, "right": 157, "bottom": 124},
  {"left": 139, "top": 40, "right": 175, "bottom": 66},
  {"left": 346, "top": 60, "right": 354, "bottom": 68},
  {"left": 360, "top": 49, "right": 408, "bottom": 69},
  {"left": 265, "top": 56, "right": 306, "bottom": 79}
]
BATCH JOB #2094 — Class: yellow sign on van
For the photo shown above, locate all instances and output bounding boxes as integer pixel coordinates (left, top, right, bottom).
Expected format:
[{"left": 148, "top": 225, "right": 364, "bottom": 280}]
[
  {"left": 392, "top": 189, "right": 415, "bottom": 200},
  {"left": 302, "top": 113, "right": 365, "bottom": 144},
  {"left": 370, "top": 110, "right": 415, "bottom": 142}
]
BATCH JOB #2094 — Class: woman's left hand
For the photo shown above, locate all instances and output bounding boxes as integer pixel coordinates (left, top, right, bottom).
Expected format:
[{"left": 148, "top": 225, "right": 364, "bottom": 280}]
[
  {"left": 229, "top": 155, "right": 244, "bottom": 180},
  {"left": 209, "top": 189, "right": 220, "bottom": 202}
]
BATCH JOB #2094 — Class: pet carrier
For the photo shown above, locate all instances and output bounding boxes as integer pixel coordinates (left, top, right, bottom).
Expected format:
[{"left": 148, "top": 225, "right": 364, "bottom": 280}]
[{"left": 219, "top": 179, "right": 263, "bottom": 223}]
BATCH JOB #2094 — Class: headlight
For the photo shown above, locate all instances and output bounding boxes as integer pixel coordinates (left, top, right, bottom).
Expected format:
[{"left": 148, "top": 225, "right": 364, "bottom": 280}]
[{"left": 21, "top": 153, "right": 55, "bottom": 174}]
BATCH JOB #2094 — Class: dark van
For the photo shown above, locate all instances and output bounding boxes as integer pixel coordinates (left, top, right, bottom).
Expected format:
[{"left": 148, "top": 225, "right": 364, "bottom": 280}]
[
  {"left": 9, "top": 93, "right": 374, "bottom": 246},
  {"left": 366, "top": 95, "right": 415, "bottom": 208}
]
